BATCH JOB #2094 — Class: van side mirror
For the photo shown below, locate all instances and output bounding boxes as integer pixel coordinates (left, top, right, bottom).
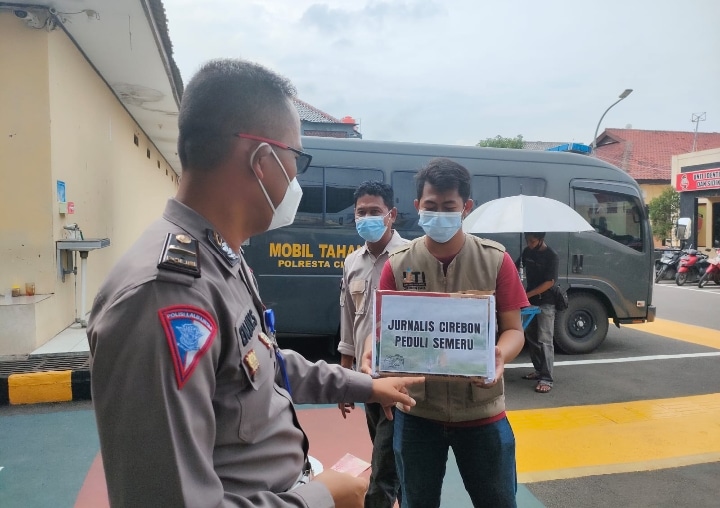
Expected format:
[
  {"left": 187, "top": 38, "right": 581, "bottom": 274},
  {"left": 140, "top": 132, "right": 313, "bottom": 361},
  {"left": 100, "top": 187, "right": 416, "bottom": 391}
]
[{"left": 676, "top": 218, "right": 692, "bottom": 240}]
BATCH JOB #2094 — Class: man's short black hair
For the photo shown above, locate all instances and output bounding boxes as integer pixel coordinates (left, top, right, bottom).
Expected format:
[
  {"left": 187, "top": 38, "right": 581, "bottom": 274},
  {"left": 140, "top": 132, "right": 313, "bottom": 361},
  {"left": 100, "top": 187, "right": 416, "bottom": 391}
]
[
  {"left": 525, "top": 232, "right": 546, "bottom": 241},
  {"left": 178, "top": 59, "right": 297, "bottom": 171},
  {"left": 415, "top": 158, "right": 471, "bottom": 201},
  {"left": 354, "top": 181, "right": 394, "bottom": 209}
]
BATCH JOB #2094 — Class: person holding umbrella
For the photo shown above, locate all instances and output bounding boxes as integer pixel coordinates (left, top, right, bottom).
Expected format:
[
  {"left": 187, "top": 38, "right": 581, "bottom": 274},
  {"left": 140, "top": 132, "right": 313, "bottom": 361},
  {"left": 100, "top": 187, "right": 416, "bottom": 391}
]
[{"left": 517, "top": 232, "right": 559, "bottom": 393}]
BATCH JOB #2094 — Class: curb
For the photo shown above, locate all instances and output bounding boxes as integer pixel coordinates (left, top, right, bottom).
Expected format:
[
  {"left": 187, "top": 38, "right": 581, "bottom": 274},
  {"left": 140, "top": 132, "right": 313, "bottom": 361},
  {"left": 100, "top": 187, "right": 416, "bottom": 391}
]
[{"left": 0, "top": 355, "right": 91, "bottom": 405}]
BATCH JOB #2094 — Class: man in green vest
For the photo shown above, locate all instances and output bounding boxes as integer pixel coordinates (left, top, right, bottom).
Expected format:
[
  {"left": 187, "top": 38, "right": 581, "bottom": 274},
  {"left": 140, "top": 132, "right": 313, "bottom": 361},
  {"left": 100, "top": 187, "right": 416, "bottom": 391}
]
[{"left": 367, "top": 157, "right": 529, "bottom": 508}]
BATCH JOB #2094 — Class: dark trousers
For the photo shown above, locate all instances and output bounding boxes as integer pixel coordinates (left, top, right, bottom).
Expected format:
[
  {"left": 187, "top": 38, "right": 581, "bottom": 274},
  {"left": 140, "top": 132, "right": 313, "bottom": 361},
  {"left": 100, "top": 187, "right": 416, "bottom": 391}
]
[{"left": 365, "top": 402, "right": 401, "bottom": 508}]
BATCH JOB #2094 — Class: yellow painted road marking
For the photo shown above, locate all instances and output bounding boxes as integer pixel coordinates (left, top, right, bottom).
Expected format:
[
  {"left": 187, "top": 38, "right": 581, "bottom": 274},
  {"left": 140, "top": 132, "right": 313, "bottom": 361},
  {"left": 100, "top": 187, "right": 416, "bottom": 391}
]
[
  {"left": 510, "top": 393, "right": 720, "bottom": 483},
  {"left": 510, "top": 319, "right": 720, "bottom": 482},
  {"left": 625, "top": 318, "right": 720, "bottom": 349},
  {"left": 8, "top": 371, "right": 73, "bottom": 405}
]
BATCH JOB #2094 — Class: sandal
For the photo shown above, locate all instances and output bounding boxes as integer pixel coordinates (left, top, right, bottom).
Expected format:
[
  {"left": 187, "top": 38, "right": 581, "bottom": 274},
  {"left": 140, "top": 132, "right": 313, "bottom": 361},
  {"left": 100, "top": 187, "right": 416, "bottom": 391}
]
[
  {"left": 535, "top": 383, "right": 552, "bottom": 394},
  {"left": 522, "top": 372, "right": 541, "bottom": 380}
]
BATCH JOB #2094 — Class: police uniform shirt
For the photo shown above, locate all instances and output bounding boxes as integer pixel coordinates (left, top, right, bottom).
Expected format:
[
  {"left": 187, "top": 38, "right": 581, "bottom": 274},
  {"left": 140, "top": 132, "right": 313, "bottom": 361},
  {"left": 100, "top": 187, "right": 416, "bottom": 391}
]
[
  {"left": 339, "top": 231, "right": 408, "bottom": 365},
  {"left": 88, "top": 198, "right": 373, "bottom": 508}
]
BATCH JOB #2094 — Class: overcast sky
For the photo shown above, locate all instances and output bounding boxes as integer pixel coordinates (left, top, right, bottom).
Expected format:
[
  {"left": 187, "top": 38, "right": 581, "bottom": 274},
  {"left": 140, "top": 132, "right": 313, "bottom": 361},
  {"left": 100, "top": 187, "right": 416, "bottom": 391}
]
[{"left": 162, "top": 0, "right": 720, "bottom": 146}]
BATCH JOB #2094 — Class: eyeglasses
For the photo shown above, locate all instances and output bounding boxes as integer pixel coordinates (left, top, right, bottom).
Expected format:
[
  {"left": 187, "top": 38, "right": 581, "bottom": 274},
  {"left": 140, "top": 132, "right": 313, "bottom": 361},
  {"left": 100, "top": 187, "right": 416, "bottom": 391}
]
[{"left": 235, "top": 133, "right": 312, "bottom": 174}]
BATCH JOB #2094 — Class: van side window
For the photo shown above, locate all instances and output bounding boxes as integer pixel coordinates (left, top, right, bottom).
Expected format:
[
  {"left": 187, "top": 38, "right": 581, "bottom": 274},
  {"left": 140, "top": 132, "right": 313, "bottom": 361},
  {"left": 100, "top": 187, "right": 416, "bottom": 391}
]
[
  {"left": 296, "top": 166, "right": 324, "bottom": 226},
  {"left": 393, "top": 171, "right": 422, "bottom": 231},
  {"left": 325, "top": 167, "right": 383, "bottom": 227},
  {"left": 574, "top": 188, "right": 644, "bottom": 252},
  {"left": 471, "top": 176, "right": 500, "bottom": 207},
  {"left": 296, "top": 166, "right": 383, "bottom": 227},
  {"left": 471, "top": 176, "right": 545, "bottom": 208},
  {"left": 499, "top": 177, "right": 546, "bottom": 198}
]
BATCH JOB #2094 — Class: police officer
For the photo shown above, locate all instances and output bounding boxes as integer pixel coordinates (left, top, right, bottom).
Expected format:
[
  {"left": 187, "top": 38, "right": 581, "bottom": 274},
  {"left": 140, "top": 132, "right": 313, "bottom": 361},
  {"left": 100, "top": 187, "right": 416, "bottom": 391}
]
[{"left": 88, "top": 59, "right": 423, "bottom": 508}]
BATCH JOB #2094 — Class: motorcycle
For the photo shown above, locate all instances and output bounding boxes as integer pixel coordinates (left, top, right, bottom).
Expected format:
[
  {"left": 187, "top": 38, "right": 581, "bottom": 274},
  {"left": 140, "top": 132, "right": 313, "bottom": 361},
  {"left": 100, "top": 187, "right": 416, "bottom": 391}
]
[
  {"left": 675, "top": 249, "right": 710, "bottom": 286},
  {"left": 655, "top": 248, "right": 684, "bottom": 283},
  {"left": 698, "top": 247, "right": 720, "bottom": 288}
]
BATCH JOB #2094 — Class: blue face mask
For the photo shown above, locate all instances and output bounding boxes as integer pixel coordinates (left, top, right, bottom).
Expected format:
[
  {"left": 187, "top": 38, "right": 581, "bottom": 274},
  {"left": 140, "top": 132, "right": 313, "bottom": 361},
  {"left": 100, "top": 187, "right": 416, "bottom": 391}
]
[
  {"left": 418, "top": 211, "right": 463, "bottom": 243},
  {"left": 356, "top": 214, "right": 389, "bottom": 243}
]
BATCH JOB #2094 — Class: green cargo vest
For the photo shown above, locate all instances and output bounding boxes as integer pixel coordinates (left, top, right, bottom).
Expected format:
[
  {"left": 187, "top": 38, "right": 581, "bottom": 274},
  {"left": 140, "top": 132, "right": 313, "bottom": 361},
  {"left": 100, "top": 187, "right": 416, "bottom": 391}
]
[{"left": 388, "top": 234, "right": 506, "bottom": 422}]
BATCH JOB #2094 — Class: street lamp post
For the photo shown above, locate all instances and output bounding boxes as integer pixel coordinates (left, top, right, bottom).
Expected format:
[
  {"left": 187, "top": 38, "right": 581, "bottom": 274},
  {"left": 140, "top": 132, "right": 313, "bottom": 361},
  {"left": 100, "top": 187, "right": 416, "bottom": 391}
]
[{"left": 591, "top": 89, "right": 633, "bottom": 155}]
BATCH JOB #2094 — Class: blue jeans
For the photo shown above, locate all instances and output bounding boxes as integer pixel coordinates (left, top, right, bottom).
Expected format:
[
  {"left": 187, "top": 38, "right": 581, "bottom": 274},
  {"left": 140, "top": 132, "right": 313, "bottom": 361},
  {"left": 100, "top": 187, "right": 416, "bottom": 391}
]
[{"left": 393, "top": 411, "right": 517, "bottom": 508}]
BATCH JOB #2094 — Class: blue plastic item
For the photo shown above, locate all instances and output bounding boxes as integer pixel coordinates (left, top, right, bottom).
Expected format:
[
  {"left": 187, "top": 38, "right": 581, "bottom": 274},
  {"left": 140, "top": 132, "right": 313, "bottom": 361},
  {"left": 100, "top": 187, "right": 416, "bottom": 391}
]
[
  {"left": 520, "top": 306, "right": 541, "bottom": 329},
  {"left": 546, "top": 143, "right": 592, "bottom": 155}
]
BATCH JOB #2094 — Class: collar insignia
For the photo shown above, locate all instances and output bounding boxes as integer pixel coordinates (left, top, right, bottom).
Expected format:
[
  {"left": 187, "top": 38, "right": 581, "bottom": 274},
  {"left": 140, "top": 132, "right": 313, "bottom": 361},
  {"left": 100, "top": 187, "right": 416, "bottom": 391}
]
[
  {"left": 159, "top": 306, "right": 217, "bottom": 389},
  {"left": 207, "top": 229, "right": 239, "bottom": 266}
]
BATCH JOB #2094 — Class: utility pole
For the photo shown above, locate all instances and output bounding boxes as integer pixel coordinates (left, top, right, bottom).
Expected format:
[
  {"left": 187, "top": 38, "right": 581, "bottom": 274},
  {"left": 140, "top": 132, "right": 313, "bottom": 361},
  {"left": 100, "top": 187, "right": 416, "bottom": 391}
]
[{"left": 691, "top": 112, "right": 706, "bottom": 152}]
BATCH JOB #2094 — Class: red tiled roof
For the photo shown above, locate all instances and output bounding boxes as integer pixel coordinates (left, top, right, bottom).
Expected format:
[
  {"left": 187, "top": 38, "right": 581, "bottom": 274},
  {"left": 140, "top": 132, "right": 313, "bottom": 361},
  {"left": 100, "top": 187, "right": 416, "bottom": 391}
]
[
  {"left": 292, "top": 98, "right": 341, "bottom": 123},
  {"left": 594, "top": 128, "right": 720, "bottom": 182}
]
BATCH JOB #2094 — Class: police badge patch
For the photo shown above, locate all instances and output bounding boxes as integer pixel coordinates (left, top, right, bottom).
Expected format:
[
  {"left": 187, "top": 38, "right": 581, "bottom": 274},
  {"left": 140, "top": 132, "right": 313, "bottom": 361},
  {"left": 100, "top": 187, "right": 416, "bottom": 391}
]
[{"left": 159, "top": 306, "right": 218, "bottom": 389}]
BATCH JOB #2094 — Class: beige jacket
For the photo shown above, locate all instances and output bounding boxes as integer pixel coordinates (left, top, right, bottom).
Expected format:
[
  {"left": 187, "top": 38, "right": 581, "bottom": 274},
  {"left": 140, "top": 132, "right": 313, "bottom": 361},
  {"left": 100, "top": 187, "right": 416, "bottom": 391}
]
[
  {"left": 339, "top": 230, "right": 408, "bottom": 365},
  {"left": 388, "top": 234, "right": 506, "bottom": 422}
]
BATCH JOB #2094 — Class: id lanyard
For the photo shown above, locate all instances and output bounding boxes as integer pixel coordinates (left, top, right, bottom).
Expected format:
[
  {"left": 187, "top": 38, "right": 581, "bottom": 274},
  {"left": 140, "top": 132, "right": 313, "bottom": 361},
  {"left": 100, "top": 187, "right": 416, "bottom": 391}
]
[
  {"left": 264, "top": 308, "right": 292, "bottom": 397},
  {"left": 238, "top": 258, "right": 292, "bottom": 396}
]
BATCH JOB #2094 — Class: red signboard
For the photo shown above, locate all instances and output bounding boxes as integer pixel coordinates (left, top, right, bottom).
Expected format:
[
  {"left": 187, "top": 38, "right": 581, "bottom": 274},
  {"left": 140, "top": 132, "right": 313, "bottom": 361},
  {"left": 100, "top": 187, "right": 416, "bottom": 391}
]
[
  {"left": 676, "top": 168, "right": 720, "bottom": 192},
  {"left": 67, "top": 201, "right": 75, "bottom": 214}
]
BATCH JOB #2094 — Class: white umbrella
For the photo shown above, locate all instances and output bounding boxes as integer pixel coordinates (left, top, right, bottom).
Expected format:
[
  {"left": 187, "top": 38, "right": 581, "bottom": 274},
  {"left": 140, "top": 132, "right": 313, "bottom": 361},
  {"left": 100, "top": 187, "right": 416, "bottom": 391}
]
[
  {"left": 462, "top": 195, "right": 594, "bottom": 234},
  {"left": 462, "top": 195, "right": 595, "bottom": 283}
]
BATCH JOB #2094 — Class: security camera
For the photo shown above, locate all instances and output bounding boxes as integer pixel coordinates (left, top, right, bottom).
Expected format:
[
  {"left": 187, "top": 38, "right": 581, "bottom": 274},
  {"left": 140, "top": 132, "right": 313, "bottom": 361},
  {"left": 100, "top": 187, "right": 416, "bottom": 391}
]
[{"left": 13, "top": 9, "right": 43, "bottom": 28}]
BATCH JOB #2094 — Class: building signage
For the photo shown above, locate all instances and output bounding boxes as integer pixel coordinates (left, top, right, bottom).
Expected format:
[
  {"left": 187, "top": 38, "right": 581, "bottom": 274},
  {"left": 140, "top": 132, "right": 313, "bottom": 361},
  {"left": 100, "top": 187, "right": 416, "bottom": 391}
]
[{"left": 676, "top": 168, "right": 720, "bottom": 192}]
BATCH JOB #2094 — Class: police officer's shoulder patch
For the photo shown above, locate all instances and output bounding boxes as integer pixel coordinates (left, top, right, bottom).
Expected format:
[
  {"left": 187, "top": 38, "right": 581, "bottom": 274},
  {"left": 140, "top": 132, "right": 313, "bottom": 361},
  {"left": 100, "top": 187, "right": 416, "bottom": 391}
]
[
  {"left": 158, "top": 305, "right": 217, "bottom": 389},
  {"left": 158, "top": 233, "right": 201, "bottom": 277}
]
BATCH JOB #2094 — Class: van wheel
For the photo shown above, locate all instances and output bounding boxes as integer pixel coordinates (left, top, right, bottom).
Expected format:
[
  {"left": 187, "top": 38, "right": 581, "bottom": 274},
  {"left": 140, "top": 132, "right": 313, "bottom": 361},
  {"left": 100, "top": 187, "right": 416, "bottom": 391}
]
[{"left": 554, "top": 294, "right": 608, "bottom": 354}]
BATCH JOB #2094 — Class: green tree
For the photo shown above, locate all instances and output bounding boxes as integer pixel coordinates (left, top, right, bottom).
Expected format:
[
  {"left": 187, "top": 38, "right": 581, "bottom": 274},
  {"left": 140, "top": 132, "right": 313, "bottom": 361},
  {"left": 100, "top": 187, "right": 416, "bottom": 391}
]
[
  {"left": 648, "top": 187, "right": 680, "bottom": 243},
  {"left": 476, "top": 134, "right": 524, "bottom": 149}
]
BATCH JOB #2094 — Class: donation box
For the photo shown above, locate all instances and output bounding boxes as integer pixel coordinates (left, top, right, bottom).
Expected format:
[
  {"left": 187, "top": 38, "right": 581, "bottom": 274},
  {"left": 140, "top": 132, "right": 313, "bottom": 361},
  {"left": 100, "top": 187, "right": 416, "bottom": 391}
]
[{"left": 372, "top": 290, "right": 496, "bottom": 380}]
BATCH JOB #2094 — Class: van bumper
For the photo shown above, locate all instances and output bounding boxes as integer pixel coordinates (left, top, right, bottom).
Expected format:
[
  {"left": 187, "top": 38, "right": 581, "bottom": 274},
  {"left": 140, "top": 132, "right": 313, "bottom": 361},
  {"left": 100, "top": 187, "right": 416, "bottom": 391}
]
[
  {"left": 646, "top": 305, "right": 656, "bottom": 322},
  {"left": 616, "top": 305, "right": 656, "bottom": 325}
]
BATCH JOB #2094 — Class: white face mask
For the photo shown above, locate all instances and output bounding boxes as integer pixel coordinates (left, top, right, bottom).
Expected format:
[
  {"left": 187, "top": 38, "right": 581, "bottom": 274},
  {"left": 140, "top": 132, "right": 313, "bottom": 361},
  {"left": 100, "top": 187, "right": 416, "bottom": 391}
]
[{"left": 251, "top": 144, "right": 303, "bottom": 231}]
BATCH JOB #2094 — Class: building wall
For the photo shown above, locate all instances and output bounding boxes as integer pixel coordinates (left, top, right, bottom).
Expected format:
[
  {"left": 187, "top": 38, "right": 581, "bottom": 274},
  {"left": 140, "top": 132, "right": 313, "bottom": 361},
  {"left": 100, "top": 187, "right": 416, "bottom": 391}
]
[
  {"left": 302, "top": 120, "right": 361, "bottom": 139},
  {"left": 0, "top": 14, "right": 53, "bottom": 300},
  {"left": 640, "top": 183, "right": 666, "bottom": 204},
  {"left": 0, "top": 13, "right": 178, "bottom": 355},
  {"left": 672, "top": 148, "right": 720, "bottom": 250}
]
